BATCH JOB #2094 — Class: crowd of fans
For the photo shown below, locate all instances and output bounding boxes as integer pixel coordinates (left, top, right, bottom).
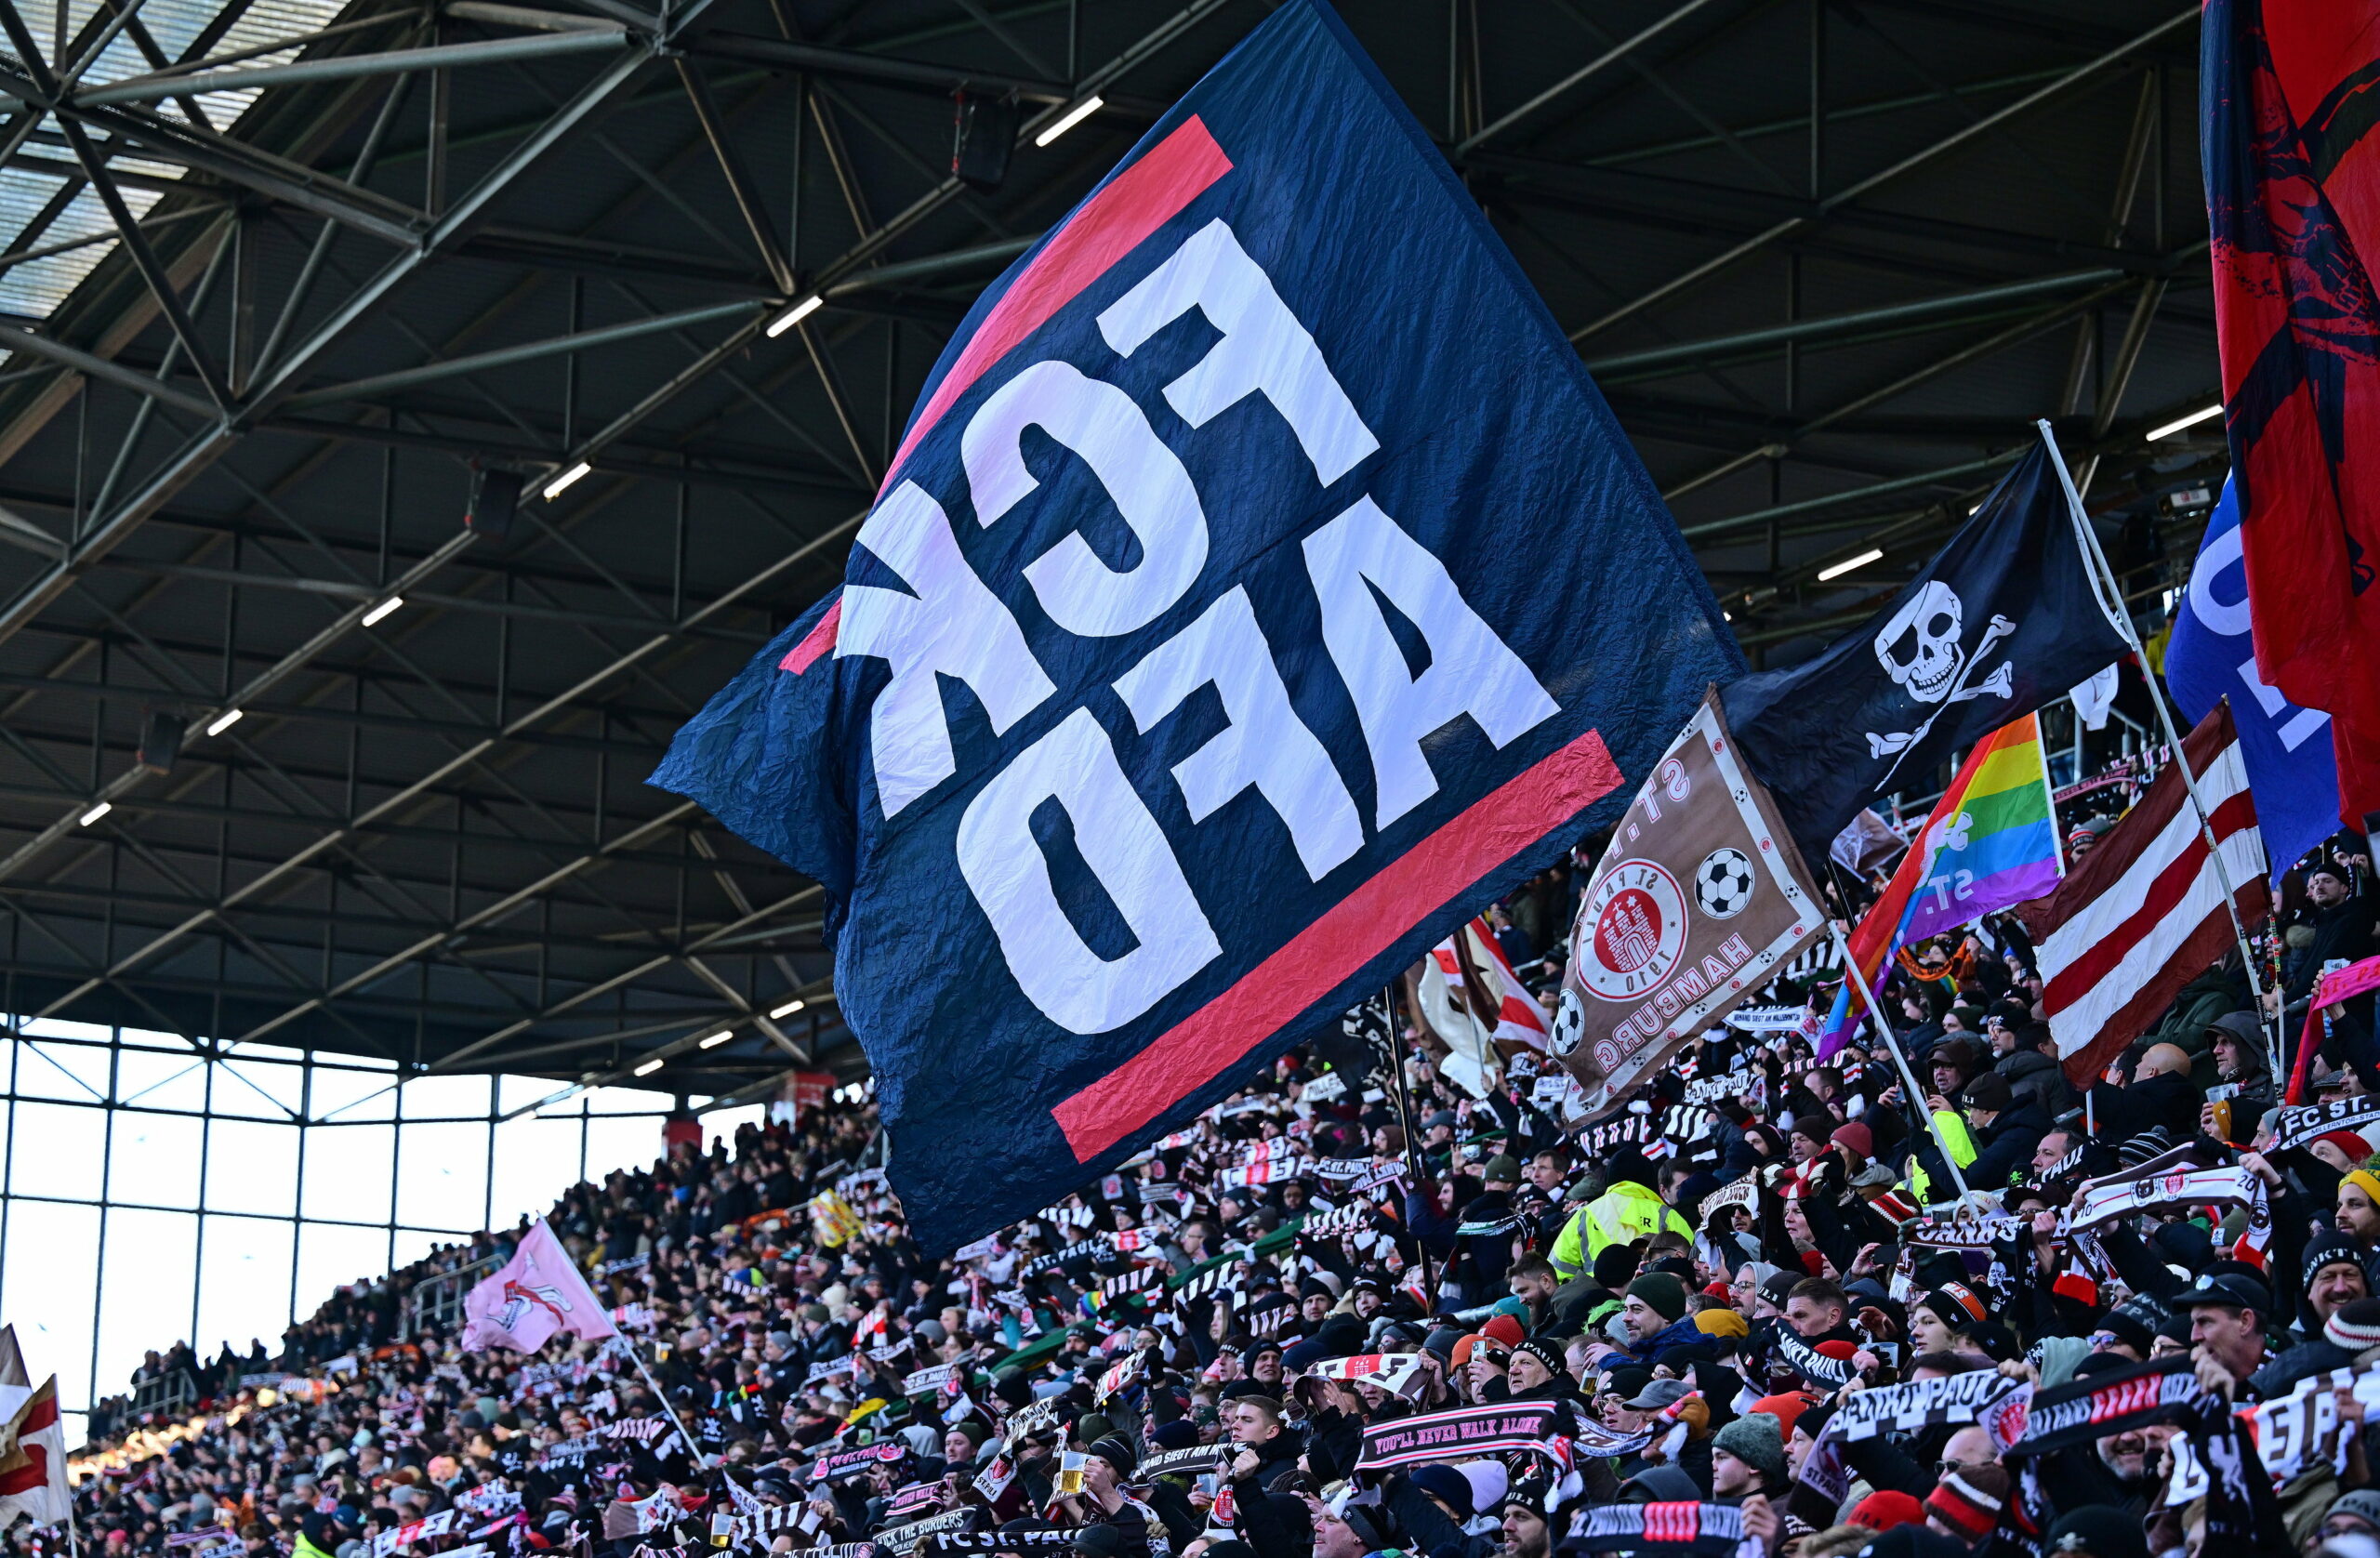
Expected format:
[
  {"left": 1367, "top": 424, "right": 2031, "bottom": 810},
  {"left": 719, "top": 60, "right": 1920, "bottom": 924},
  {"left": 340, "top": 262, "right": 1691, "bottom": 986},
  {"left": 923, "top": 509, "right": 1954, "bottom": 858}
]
[{"left": 33, "top": 769, "right": 2380, "bottom": 1558}]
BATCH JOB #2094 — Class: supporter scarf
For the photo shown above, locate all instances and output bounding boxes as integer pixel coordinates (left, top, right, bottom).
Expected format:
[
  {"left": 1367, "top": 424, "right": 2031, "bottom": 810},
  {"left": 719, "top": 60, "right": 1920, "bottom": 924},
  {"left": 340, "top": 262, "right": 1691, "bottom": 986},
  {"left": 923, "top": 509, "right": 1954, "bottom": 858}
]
[
  {"left": 2271, "top": 1095, "right": 2380, "bottom": 1155},
  {"left": 1771, "top": 1331, "right": 1858, "bottom": 1390},
  {"left": 2233, "top": 1356, "right": 2380, "bottom": 1485},
  {"left": 872, "top": 1513, "right": 973, "bottom": 1557},
  {"left": 1577, "top": 1110, "right": 1659, "bottom": 1156},
  {"left": 918, "top": 1535, "right": 1080, "bottom": 1554},
  {"left": 1568, "top": 1502, "right": 1749, "bottom": 1557},
  {"left": 2005, "top": 1355, "right": 2207, "bottom": 1457},
  {"left": 1302, "top": 1353, "right": 1427, "bottom": 1400},
  {"left": 2170, "top": 1392, "right": 2292, "bottom": 1555},
  {"left": 2063, "top": 1142, "right": 2273, "bottom": 1267},
  {"left": 1567, "top": 1419, "right": 1656, "bottom": 1458},
  {"left": 811, "top": 1444, "right": 906, "bottom": 1481},
  {"left": 1355, "top": 1402, "right": 1566, "bottom": 1470},
  {"left": 1899, "top": 1211, "right": 2026, "bottom": 1251},
  {"left": 1132, "top": 1446, "right": 1231, "bottom": 1480},
  {"left": 1827, "top": 1372, "right": 2028, "bottom": 1444}
]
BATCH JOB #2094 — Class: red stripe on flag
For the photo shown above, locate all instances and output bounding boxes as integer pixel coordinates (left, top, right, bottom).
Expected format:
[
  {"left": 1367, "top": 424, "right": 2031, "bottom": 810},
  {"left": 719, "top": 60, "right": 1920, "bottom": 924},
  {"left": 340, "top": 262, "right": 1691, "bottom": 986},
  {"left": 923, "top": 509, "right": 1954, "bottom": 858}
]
[
  {"left": 2041, "top": 789, "right": 2259, "bottom": 1010},
  {"left": 1052, "top": 727, "right": 1622, "bottom": 1161},
  {"left": 778, "top": 595, "right": 843, "bottom": 675},
  {"left": 879, "top": 118, "right": 1234, "bottom": 493}
]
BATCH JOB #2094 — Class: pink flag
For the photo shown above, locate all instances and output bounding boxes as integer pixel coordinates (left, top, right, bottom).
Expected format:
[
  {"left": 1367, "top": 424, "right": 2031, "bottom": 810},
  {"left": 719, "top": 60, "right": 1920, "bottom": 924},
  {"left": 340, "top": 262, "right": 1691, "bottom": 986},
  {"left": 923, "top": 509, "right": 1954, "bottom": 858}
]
[{"left": 460, "top": 1219, "right": 617, "bottom": 1353}]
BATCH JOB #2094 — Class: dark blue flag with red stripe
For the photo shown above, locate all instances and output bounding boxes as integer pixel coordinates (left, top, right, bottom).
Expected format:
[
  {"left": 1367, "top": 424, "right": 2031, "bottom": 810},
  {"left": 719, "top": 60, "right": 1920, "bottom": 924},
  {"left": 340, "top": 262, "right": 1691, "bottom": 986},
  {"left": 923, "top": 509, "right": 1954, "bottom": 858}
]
[{"left": 652, "top": 0, "right": 1738, "bottom": 1251}]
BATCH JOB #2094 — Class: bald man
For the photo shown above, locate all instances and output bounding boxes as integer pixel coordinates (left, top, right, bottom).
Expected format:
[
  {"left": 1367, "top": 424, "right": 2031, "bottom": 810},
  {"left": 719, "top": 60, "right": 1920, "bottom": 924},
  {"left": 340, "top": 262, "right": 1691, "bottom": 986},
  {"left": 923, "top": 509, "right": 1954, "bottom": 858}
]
[{"left": 2124, "top": 1043, "right": 2204, "bottom": 1139}]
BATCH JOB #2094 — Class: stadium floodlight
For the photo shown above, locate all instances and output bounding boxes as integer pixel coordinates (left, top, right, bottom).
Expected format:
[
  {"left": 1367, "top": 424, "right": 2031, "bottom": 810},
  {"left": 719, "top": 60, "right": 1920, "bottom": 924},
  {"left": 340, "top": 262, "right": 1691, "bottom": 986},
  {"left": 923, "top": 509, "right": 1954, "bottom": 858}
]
[
  {"left": 1035, "top": 96, "right": 1103, "bottom": 147},
  {"left": 2147, "top": 403, "right": 2223, "bottom": 441},
  {"left": 1817, "top": 548, "right": 1884, "bottom": 582}
]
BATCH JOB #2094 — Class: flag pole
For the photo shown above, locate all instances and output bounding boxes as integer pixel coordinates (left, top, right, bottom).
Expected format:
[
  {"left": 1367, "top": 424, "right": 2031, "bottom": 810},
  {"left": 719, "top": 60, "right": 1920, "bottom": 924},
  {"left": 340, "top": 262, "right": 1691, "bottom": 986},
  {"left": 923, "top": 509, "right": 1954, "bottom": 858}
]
[
  {"left": 1824, "top": 920, "right": 1971, "bottom": 1200},
  {"left": 1379, "top": 979, "right": 1436, "bottom": 1303},
  {"left": 2035, "top": 419, "right": 2279, "bottom": 1081},
  {"left": 619, "top": 1335, "right": 709, "bottom": 1469}
]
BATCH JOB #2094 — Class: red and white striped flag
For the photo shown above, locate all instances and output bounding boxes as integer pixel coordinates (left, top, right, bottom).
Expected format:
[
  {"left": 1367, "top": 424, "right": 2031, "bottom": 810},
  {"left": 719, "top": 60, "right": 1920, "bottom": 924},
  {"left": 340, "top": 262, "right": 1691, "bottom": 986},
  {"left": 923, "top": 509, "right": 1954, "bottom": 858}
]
[{"left": 2015, "top": 703, "right": 2269, "bottom": 1086}]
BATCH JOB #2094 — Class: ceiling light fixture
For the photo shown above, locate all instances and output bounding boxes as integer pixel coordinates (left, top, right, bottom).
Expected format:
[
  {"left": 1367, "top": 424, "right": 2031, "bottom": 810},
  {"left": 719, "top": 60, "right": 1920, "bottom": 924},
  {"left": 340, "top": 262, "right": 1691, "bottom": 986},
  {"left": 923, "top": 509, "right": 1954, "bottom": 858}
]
[
  {"left": 2147, "top": 403, "right": 2223, "bottom": 441},
  {"left": 79, "top": 800, "right": 112, "bottom": 826},
  {"left": 634, "top": 1057, "right": 664, "bottom": 1076},
  {"left": 361, "top": 596, "right": 403, "bottom": 627},
  {"left": 767, "top": 296, "right": 824, "bottom": 338},
  {"left": 205, "top": 708, "right": 244, "bottom": 736},
  {"left": 699, "top": 1031, "right": 733, "bottom": 1050},
  {"left": 770, "top": 998, "right": 806, "bottom": 1019},
  {"left": 542, "top": 461, "right": 591, "bottom": 500},
  {"left": 1034, "top": 96, "right": 1104, "bottom": 147},
  {"left": 1817, "top": 548, "right": 1884, "bottom": 582}
]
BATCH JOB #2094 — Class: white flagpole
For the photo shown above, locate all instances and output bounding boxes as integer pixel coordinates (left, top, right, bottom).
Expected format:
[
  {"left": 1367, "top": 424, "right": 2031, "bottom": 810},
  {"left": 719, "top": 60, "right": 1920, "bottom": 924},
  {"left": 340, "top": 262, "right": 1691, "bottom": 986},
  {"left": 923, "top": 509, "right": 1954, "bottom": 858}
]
[
  {"left": 1824, "top": 920, "right": 1971, "bottom": 1200},
  {"left": 2034, "top": 419, "right": 2278, "bottom": 1081}
]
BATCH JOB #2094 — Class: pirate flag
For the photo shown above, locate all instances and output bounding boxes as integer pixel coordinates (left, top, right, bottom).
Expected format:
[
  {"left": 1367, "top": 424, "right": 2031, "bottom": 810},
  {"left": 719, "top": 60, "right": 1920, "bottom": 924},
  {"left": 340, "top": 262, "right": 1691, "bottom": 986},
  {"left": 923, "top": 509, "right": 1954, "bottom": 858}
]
[
  {"left": 1548, "top": 689, "right": 1828, "bottom": 1116},
  {"left": 1722, "top": 430, "right": 2130, "bottom": 869}
]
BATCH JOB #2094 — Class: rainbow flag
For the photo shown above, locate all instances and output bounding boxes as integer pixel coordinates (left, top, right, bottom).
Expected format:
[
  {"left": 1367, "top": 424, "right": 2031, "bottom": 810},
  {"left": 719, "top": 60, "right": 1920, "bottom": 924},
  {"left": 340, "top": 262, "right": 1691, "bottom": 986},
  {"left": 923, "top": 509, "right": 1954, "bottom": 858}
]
[{"left": 1817, "top": 714, "right": 2064, "bottom": 1057}]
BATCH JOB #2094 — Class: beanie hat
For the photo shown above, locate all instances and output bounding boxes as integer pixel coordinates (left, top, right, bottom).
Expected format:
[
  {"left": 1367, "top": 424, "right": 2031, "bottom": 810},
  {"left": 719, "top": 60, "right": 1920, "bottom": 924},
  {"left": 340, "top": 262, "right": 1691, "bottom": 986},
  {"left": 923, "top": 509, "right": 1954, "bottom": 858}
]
[
  {"left": 1831, "top": 1122, "right": 1873, "bottom": 1160},
  {"left": 1408, "top": 1463, "right": 1474, "bottom": 1519},
  {"left": 1694, "top": 1309, "right": 1749, "bottom": 1340},
  {"left": 1481, "top": 1313, "right": 1527, "bottom": 1349},
  {"left": 1628, "top": 1273, "right": 1687, "bottom": 1323},
  {"left": 1750, "top": 1392, "right": 1817, "bottom": 1438},
  {"left": 1964, "top": 1071, "right": 2013, "bottom": 1113},
  {"left": 1481, "top": 1155, "right": 1521, "bottom": 1183},
  {"left": 1712, "top": 1412, "right": 1786, "bottom": 1486},
  {"left": 1085, "top": 1434, "right": 1138, "bottom": 1477},
  {"left": 2305, "top": 1230, "right": 2372, "bottom": 1294},
  {"left": 2327, "top": 1297, "right": 2380, "bottom": 1352},
  {"left": 2334, "top": 1492, "right": 2380, "bottom": 1533},
  {"left": 2348, "top": 1169, "right": 2380, "bottom": 1212},
  {"left": 1848, "top": 1491, "right": 1925, "bottom": 1532},
  {"left": 1151, "top": 1419, "right": 1200, "bottom": 1450},
  {"left": 1593, "top": 1244, "right": 1642, "bottom": 1292},
  {"left": 2320, "top": 1130, "right": 2374, "bottom": 1161},
  {"left": 1513, "top": 1339, "right": 1566, "bottom": 1378},
  {"left": 1759, "top": 1272, "right": 1801, "bottom": 1312},
  {"left": 1920, "top": 1283, "right": 1989, "bottom": 1327},
  {"left": 1923, "top": 1464, "right": 2009, "bottom": 1542}
]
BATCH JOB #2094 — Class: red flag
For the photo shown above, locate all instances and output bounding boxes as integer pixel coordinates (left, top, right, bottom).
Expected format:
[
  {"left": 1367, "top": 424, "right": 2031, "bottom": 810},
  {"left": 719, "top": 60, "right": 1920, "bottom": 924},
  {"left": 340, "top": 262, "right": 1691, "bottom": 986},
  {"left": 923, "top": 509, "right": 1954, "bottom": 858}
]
[
  {"left": 2203, "top": 0, "right": 2380, "bottom": 826},
  {"left": 2013, "top": 704, "right": 2271, "bottom": 1086}
]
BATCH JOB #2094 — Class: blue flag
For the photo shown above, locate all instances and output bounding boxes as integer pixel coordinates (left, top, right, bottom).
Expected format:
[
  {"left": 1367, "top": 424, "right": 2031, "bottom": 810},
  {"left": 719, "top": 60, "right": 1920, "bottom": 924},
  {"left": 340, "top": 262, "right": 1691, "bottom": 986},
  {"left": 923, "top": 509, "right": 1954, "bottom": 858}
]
[
  {"left": 2166, "top": 476, "right": 2339, "bottom": 879},
  {"left": 651, "top": 0, "right": 1738, "bottom": 1250}
]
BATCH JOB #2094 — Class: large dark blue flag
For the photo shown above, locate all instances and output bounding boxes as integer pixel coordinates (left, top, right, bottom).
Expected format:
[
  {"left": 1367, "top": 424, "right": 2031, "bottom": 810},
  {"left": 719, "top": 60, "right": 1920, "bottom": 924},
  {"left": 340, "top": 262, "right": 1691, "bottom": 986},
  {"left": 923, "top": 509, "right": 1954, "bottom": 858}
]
[
  {"left": 651, "top": 0, "right": 1737, "bottom": 1250},
  {"left": 1723, "top": 432, "right": 2132, "bottom": 870},
  {"left": 2167, "top": 476, "right": 2339, "bottom": 879}
]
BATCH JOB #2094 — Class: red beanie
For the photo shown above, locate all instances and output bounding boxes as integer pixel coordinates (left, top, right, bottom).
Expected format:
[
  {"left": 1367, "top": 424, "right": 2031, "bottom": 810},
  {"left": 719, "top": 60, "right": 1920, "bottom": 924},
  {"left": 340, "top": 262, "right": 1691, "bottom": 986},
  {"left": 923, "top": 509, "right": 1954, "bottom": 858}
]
[
  {"left": 1814, "top": 1339, "right": 1858, "bottom": 1362},
  {"left": 1751, "top": 1392, "right": 1817, "bottom": 1437},
  {"left": 1924, "top": 1467, "right": 2010, "bottom": 1542},
  {"left": 1481, "top": 1314, "right": 1527, "bottom": 1349},
  {"left": 1831, "top": 1122, "right": 1873, "bottom": 1160},
  {"left": 1850, "top": 1491, "right": 1924, "bottom": 1531}
]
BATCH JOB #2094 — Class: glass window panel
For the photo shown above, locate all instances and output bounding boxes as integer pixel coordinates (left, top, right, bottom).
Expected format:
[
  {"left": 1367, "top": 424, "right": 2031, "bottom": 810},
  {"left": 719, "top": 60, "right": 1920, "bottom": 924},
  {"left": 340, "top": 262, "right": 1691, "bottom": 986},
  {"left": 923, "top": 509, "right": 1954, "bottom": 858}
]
[
  {"left": 10, "top": 1101, "right": 103, "bottom": 1200},
  {"left": 498, "top": 1075, "right": 573, "bottom": 1115},
  {"left": 389, "top": 1227, "right": 445, "bottom": 1272},
  {"left": 18, "top": 1040, "right": 107, "bottom": 1102},
  {"left": 394, "top": 1121, "right": 487, "bottom": 1231},
  {"left": 304, "top": 1123, "right": 390, "bottom": 1223},
  {"left": 296, "top": 1223, "right": 388, "bottom": 1315},
  {"left": 583, "top": 1115, "right": 661, "bottom": 1185},
  {"left": 214, "top": 1058, "right": 304, "bottom": 1120},
  {"left": 311, "top": 1066, "right": 395, "bottom": 1122},
  {"left": 98, "top": 1208, "right": 196, "bottom": 1405},
  {"left": 112, "top": 1050, "right": 207, "bottom": 1112},
  {"left": 118, "top": 1027, "right": 196, "bottom": 1053},
  {"left": 587, "top": 1087, "right": 661, "bottom": 1115},
  {"left": 224, "top": 1041, "right": 306, "bottom": 1062},
  {"left": 108, "top": 1110, "right": 201, "bottom": 1209},
  {"left": 702, "top": 1105, "right": 766, "bottom": 1148},
  {"left": 204, "top": 1120, "right": 298, "bottom": 1217},
  {"left": 196, "top": 1214, "right": 294, "bottom": 1358},
  {"left": 400, "top": 1075, "right": 489, "bottom": 1122},
  {"left": 3, "top": 1201, "right": 98, "bottom": 1408},
  {"left": 17, "top": 1019, "right": 107, "bottom": 1043},
  {"left": 490, "top": 1116, "right": 584, "bottom": 1230}
]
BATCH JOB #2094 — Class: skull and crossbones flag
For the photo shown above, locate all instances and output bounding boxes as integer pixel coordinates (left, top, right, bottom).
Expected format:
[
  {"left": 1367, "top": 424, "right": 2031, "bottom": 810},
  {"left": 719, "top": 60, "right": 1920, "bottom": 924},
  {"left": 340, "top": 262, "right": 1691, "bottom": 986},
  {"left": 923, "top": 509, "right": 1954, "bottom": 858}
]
[{"left": 1721, "top": 431, "right": 2131, "bottom": 867}]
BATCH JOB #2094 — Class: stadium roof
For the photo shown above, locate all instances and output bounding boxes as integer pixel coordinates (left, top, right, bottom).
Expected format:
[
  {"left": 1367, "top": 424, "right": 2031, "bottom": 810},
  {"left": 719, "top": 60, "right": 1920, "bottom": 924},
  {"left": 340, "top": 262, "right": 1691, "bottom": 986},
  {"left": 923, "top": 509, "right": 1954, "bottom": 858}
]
[{"left": 0, "top": 0, "right": 2222, "bottom": 1107}]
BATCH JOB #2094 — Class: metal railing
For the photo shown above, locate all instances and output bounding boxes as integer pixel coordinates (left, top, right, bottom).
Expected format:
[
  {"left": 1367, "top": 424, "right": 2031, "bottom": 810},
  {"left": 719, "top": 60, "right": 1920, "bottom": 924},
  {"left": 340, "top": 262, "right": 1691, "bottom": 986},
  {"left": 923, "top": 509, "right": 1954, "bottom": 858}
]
[{"left": 400, "top": 1253, "right": 500, "bottom": 1342}]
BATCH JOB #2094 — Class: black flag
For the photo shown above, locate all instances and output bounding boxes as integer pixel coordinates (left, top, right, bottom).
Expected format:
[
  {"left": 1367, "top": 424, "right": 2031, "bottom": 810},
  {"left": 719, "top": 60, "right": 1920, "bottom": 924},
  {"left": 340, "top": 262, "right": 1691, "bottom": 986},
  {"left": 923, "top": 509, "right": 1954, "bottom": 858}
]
[{"left": 1722, "top": 432, "right": 2129, "bottom": 866}]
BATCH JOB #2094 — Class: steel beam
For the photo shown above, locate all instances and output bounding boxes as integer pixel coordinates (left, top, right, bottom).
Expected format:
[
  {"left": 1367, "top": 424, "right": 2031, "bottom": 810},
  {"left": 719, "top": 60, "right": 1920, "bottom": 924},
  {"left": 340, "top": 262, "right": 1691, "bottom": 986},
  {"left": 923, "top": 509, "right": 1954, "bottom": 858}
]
[
  {"left": 1567, "top": 6, "right": 2194, "bottom": 342},
  {"left": 73, "top": 26, "right": 630, "bottom": 107}
]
